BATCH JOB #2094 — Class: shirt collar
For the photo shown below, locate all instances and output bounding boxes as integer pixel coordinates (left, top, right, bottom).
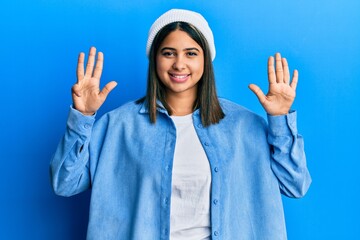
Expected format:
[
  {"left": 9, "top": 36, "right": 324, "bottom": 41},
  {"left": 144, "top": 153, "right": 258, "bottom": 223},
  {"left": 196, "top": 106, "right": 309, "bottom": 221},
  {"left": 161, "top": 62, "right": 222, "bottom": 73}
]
[
  {"left": 138, "top": 99, "right": 200, "bottom": 116},
  {"left": 138, "top": 99, "right": 168, "bottom": 115}
]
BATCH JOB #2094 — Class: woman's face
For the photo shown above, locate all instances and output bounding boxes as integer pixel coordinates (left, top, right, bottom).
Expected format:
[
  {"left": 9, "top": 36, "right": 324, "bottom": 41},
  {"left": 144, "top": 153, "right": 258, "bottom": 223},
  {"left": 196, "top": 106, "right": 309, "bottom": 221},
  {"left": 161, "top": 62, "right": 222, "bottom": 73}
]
[{"left": 156, "top": 29, "right": 204, "bottom": 99}]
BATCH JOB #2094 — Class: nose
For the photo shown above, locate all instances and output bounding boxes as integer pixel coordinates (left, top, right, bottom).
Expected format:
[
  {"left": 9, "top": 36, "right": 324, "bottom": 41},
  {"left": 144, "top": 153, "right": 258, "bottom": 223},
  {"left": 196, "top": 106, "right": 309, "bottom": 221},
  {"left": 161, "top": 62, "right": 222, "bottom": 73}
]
[{"left": 172, "top": 56, "right": 186, "bottom": 71}]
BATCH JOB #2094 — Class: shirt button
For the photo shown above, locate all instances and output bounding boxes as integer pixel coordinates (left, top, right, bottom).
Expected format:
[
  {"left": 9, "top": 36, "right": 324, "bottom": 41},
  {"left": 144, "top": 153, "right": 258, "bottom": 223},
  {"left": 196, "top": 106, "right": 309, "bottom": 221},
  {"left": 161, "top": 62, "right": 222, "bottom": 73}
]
[
  {"left": 214, "top": 167, "right": 219, "bottom": 172},
  {"left": 164, "top": 198, "right": 169, "bottom": 205},
  {"left": 214, "top": 231, "right": 219, "bottom": 236},
  {"left": 84, "top": 124, "right": 91, "bottom": 129},
  {"left": 213, "top": 199, "right": 218, "bottom": 205},
  {"left": 204, "top": 142, "right": 210, "bottom": 146},
  {"left": 197, "top": 123, "right": 202, "bottom": 128},
  {"left": 165, "top": 165, "right": 170, "bottom": 172}
]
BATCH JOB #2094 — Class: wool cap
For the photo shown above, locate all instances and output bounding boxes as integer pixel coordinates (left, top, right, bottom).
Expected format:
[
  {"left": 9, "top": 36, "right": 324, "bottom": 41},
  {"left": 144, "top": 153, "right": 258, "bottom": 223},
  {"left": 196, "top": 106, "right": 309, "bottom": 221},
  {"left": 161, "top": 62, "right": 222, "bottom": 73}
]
[{"left": 146, "top": 9, "right": 216, "bottom": 61}]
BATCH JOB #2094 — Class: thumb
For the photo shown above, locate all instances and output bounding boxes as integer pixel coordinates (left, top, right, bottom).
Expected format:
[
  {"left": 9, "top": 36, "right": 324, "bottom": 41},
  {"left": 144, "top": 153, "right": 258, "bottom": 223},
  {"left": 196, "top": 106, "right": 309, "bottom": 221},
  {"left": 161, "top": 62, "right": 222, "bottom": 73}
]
[
  {"left": 72, "top": 83, "right": 82, "bottom": 97},
  {"left": 100, "top": 81, "right": 118, "bottom": 99},
  {"left": 248, "top": 84, "right": 266, "bottom": 105}
]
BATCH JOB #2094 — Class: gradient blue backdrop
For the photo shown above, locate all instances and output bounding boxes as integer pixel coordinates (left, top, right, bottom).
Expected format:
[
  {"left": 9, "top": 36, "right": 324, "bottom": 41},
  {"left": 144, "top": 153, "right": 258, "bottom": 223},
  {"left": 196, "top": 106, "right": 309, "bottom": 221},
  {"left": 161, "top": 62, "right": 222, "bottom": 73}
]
[{"left": 1, "top": 0, "right": 359, "bottom": 239}]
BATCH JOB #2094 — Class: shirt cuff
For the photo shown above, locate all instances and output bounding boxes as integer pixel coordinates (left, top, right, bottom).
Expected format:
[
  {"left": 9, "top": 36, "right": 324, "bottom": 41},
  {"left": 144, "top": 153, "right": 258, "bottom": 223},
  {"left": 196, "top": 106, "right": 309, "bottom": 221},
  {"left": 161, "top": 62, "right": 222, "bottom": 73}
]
[
  {"left": 67, "top": 106, "right": 96, "bottom": 135},
  {"left": 267, "top": 110, "right": 298, "bottom": 136}
]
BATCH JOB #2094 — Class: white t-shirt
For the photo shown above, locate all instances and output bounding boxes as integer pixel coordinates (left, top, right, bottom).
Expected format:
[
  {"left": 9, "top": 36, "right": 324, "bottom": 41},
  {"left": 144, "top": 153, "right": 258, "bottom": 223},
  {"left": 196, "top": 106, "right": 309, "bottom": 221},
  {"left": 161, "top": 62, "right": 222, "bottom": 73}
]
[{"left": 170, "top": 114, "right": 212, "bottom": 240}]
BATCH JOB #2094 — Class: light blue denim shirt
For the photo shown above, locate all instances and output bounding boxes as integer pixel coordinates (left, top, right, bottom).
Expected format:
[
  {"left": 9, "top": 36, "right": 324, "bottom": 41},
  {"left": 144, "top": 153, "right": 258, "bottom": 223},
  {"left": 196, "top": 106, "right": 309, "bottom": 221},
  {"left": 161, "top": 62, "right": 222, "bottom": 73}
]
[{"left": 50, "top": 98, "right": 311, "bottom": 240}]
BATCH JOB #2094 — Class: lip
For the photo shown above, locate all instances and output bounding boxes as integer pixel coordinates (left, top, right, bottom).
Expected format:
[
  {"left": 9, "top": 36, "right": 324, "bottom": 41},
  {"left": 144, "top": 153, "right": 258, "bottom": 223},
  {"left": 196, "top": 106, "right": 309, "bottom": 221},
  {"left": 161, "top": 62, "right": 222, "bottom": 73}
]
[{"left": 169, "top": 73, "right": 190, "bottom": 83}]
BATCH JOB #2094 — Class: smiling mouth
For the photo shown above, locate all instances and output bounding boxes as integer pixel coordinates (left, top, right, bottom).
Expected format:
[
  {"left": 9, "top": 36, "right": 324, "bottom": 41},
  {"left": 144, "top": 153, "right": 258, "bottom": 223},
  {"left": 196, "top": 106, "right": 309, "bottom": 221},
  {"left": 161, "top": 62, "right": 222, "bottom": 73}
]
[{"left": 169, "top": 73, "right": 190, "bottom": 83}]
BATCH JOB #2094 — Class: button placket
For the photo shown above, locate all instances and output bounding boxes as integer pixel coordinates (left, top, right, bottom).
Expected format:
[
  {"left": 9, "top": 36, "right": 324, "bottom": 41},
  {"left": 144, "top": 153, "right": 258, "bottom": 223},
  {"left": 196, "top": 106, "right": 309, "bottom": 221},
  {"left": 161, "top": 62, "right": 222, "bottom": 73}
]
[
  {"left": 194, "top": 117, "right": 221, "bottom": 239},
  {"left": 160, "top": 122, "right": 176, "bottom": 240}
]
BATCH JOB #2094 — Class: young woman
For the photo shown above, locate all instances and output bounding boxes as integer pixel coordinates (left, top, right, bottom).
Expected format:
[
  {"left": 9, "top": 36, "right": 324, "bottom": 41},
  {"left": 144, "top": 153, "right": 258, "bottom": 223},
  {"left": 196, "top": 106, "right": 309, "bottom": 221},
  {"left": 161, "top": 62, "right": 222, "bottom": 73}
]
[{"left": 51, "top": 9, "right": 311, "bottom": 240}]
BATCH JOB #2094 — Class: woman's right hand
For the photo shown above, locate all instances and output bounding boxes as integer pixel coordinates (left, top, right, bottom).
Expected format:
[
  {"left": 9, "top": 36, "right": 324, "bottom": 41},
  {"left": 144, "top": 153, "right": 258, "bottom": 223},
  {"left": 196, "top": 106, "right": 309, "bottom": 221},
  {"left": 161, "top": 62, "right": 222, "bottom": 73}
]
[{"left": 72, "top": 47, "right": 117, "bottom": 115}]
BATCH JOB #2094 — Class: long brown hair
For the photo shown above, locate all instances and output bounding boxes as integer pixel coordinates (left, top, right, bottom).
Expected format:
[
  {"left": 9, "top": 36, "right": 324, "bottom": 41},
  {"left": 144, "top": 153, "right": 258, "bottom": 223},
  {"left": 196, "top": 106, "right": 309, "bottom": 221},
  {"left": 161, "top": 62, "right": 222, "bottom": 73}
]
[{"left": 137, "top": 22, "right": 224, "bottom": 127}]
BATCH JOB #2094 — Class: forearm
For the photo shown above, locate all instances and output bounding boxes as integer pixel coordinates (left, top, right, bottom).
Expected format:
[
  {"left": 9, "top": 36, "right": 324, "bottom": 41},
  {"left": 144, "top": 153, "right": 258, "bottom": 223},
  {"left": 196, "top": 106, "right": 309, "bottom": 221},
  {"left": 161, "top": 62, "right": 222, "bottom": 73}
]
[
  {"left": 50, "top": 107, "right": 95, "bottom": 197},
  {"left": 267, "top": 111, "right": 312, "bottom": 198}
]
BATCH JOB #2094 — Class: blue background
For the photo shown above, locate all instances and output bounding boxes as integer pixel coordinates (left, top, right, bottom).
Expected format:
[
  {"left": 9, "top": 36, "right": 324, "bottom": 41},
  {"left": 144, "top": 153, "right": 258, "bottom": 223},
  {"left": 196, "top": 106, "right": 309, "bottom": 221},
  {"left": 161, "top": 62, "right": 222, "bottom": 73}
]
[{"left": 1, "top": 0, "right": 359, "bottom": 239}]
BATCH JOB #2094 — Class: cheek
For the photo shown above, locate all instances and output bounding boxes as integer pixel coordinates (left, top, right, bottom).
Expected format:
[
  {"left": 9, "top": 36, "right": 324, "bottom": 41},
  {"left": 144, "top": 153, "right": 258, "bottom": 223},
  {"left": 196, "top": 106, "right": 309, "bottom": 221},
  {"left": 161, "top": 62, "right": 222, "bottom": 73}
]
[
  {"left": 156, "top": 57, "right": 168, "bottom": 75},
  {"left": 193, "top": 59, "right": 205, "bottom": 76},
  {"left": 155, "top": 61, "right": 163, "bottom": 78},
  {"left": 155, "top": 59, "right": 168, "bottom": 83}
]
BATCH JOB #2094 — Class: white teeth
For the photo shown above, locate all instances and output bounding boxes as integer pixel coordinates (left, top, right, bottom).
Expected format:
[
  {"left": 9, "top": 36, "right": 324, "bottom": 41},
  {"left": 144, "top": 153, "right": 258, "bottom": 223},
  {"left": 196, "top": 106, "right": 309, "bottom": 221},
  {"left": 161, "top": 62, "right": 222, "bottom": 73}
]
[{"left": 171, "top": 74, "right": 188, "bottom": 79}]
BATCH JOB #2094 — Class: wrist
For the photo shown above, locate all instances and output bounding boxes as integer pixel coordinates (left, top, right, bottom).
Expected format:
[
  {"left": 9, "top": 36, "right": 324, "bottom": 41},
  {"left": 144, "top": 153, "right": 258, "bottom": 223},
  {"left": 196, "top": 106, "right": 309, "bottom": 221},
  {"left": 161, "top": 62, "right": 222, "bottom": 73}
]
[
  {"left": 71, "top": 105, "right": 96, "bottom": 116},
  {"left": 82, "top": 111, "right": 96, "bottom": 116},
  {"left": 266, "top": 110, "right": 289, "bottom": 116}
]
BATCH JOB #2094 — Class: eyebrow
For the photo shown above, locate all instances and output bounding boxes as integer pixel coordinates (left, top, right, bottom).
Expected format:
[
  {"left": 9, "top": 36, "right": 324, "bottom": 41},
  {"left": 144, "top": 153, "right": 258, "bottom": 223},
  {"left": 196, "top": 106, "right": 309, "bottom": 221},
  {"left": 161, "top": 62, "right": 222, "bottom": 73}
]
[{"left": 160, "top": 47, "right": 201, "bottom": 52}]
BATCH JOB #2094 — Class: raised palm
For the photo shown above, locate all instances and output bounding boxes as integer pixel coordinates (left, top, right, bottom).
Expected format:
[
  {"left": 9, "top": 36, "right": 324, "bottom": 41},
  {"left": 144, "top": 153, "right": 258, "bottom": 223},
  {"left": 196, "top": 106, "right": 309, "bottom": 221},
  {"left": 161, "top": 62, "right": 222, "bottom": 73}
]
[
  {"left": 72, "top": 47, "right": 117, "bottom": 115},
  {"left": 249, "top": 53, "right": 298, "bottom": 116}
]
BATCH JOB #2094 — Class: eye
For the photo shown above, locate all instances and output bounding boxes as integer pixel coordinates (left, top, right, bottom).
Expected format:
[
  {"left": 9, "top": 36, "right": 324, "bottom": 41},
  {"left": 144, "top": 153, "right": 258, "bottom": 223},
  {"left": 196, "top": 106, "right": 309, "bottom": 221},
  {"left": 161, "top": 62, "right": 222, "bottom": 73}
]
[
  {"left": 161, "top": 51, "right": 175, "bottom": 57},
  {"left": 187, "top": 51, "right": 198, "bottom": 57}
]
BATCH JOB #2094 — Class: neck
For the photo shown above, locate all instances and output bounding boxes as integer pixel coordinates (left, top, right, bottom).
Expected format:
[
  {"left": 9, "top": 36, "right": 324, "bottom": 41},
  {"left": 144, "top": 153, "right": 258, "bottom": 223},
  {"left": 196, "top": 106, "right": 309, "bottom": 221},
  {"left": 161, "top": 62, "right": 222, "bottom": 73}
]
[{"left": 166, "top": 92, "right": 197, "bottom": 116}]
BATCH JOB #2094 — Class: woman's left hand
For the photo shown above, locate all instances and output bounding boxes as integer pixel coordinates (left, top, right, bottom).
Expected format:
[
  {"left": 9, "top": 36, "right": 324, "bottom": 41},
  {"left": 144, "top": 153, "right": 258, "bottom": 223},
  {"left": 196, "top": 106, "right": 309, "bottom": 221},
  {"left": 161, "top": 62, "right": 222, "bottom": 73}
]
[{"left": 249, "top": 53, "right": 298, "bottom": 116}]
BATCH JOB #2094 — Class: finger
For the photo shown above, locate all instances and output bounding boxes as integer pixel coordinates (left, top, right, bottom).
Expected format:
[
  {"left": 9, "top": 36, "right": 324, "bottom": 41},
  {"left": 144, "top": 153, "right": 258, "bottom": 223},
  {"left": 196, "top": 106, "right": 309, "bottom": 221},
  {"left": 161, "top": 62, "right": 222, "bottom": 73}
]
[
  {"left": 267, "top": 56, "right": 276, "bottom": 84},
  {"left": 93, "top": 52, "right": 104, "bottom": 79},
  {"left": 282, "top": 58, "right": 290, "bottom": 84},
  {"left": 290, "top": 69, "right": 299, "bottom": 91},
  {"left": 99, "top": 81, "right": 118, "bottom": 99},
  {"left": 248, "top": 84, "right": 267, "bottom": 105},
  {"left": 275, "top": 53, "right": 283, "bottom": 83},
  {"left": 77, "top": 52, "right": 85, "bottom": 83},
  {"left": 85, "top": 47, "right": 96, "bottom": 78}
]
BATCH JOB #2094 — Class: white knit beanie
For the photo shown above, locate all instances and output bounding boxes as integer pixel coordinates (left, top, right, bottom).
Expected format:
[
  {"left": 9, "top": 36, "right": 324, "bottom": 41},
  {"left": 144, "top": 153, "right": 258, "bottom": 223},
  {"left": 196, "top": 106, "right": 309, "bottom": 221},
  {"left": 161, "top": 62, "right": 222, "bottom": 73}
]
[{"left": 146, "top": 9, "right": 216, "bottom": 61}]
